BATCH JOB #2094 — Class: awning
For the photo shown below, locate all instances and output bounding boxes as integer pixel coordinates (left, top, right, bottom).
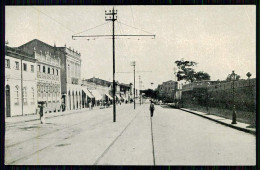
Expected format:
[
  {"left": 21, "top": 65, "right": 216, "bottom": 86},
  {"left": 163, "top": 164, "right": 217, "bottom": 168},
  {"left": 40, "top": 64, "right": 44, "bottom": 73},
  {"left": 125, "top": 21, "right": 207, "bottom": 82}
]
[
  {"left": 105, "top": 93, "right": 113, "bottom": 100},
  {"left": 82, "top": 87, "right": 94, "bottom": 98},
  {"left": 90, "top": 90, "right": 103, "bottom": 100}
]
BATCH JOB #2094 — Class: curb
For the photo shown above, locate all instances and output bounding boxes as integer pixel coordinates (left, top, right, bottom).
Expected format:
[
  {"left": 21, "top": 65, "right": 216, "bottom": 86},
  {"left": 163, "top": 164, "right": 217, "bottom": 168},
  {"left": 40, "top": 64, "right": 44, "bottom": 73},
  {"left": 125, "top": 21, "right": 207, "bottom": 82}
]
[
  {"left": 6, "top": 106, "right": 108, "bottom": 125},
  {"left": 179, "top": 108, "right": 256, "bottom": 135}
]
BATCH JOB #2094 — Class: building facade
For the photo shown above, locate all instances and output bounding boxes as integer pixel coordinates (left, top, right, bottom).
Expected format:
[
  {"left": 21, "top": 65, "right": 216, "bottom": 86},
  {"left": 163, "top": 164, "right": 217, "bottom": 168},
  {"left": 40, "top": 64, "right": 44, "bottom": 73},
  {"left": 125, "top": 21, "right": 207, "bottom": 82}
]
[
  {"left": 5, "top": 46, "right": 37, "bottom": 117},
  {"left": 118, "top": 83, "right": 131, "bottom": 102},
  {"left": 157, "top": 80, "right": 178, "bottom": 102},
  {"left": 18, "top": 39, "right": 62, "bottom": 112},
  {"left": 82, "top": 77, "right": 112, "bottom": 106},
  {"left": 58, "top": 46, "right": 82, "bottom": 111}
]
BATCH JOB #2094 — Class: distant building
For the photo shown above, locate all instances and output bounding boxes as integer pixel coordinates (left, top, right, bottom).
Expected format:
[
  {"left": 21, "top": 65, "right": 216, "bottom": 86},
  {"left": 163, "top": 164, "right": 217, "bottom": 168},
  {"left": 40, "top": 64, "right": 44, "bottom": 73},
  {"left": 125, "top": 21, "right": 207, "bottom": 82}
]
[
  {"left": 82, "top": 77, "right": 132, "bottom": 104},
  {"left": 157, "top": 80, "right": 178, "bottom": 101},
  {"left": 18, "top": 39, "right": 62, "bottom": 112},
  {"left": 118, "top": 83, "right": 131, "bottom": 102},
  {"left": 82, "top": 77, "right": 112, "bottom": 106},
  {"left": 5, "top": 46, "right": 37, "bottom": 117}
]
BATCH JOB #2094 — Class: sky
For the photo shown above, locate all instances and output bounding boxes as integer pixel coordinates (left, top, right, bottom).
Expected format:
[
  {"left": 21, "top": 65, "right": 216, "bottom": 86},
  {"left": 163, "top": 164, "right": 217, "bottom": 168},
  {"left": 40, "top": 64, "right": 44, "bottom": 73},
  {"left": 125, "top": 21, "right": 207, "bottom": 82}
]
[{"left": 5, "top": 5, "right": 256, "bottom": 90}]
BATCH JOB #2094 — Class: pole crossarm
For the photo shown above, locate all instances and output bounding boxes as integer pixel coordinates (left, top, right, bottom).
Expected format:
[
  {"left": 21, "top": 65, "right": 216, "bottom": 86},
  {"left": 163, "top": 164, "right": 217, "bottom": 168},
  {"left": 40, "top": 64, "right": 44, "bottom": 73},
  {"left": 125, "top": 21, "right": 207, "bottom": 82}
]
[
  {"left": 116, "top": 71, "right": 152, "bottom": 73},
  {"left": 72, "top": 34, "right": 155, "bottom": 39}
]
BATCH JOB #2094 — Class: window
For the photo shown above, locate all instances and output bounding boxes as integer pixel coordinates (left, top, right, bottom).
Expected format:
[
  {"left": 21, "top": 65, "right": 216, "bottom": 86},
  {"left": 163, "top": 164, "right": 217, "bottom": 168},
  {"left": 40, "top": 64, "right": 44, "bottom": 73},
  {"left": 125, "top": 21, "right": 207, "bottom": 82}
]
[
  {"left": 68, "top": 64, "right": 70, "bottom": 77},
  {"left": 38, "top": 65, "right": 40, "bottom": 72},
  {"left": 23, "top": 87, "right": 27, "bottom": 105},
  {"left": 52, "top": 68, "right": 54, "bottom": 75},
  {"left": 23, "top": 63, "right": 27, "bottom": 71},
  {"left": 48, "top": 67, "right": 50, "bottom": 74},
  {"left": 31, "top": 87, "right": 35, "bottom": 104},
  {"left": 15, "top": 61, "right": 19, "bottom": 70},
  {"left": 15, "top": 85, "right": 19, "bottom": 105},
  {"left": 5, "top": 59, "right": 10, "bottom": 68},
  {"left": 43, "top": 66, "right": 46, "bottom": 73},
  {"left": 31, "top": 65, "right": 34, "bottom": 72},
  {"left": 56, "top": 69, "right": 59, "bottom": 75}
]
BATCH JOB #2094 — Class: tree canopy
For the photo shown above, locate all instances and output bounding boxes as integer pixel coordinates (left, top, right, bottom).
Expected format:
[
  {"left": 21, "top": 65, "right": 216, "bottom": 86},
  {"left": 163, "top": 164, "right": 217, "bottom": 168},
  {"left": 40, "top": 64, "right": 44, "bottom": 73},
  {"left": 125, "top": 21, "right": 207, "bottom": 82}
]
[
  {"left": 226, "top": 73, "right": 241, "bottom": 81},
  {"left": 175, "top": 59, "right": 210, "bottom": 82}
]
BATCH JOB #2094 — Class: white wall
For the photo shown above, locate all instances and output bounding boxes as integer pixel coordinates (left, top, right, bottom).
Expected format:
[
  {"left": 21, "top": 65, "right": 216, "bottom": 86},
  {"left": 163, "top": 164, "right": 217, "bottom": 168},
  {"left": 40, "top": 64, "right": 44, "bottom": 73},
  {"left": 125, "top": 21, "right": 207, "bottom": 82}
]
[{"left": 5, "top": 55, "right": 37, "bottom": 116}]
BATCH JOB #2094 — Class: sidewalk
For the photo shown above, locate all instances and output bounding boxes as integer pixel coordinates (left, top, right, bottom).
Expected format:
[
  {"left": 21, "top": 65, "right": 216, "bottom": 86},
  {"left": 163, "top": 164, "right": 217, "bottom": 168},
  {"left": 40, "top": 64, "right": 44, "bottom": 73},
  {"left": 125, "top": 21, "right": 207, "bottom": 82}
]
[
  {"left": 179, "top": 108, "right": 256, "bottom": 135},
  {"left": 5, "top": 106, "right": 107, "bottom": 125}
]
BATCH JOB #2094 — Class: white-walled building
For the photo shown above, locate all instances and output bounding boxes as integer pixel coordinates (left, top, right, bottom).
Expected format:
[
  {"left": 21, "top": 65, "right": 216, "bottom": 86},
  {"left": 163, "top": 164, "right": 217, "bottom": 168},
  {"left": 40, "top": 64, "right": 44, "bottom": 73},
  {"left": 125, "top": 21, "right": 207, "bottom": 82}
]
[
  {"left": 19, "top": 39, "right": 62, "bottom": 112},
  {"left": 5, "top": 46, "right": 37, "bottom": 117}
]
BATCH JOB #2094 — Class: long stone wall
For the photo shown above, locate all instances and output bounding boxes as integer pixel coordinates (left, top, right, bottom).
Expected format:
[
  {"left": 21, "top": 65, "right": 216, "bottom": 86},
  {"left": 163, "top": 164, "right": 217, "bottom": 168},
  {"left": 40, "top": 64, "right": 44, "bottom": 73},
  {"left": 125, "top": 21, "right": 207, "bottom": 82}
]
[{"left": 181, "top": 78, "right": 256, "bottom": 126}]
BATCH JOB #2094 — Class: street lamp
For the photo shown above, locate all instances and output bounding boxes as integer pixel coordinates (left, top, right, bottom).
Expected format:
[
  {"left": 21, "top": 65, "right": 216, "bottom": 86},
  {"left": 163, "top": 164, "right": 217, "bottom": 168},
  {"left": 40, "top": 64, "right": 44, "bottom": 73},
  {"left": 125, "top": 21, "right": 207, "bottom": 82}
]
[{"left": 230, "top": 70, "right": 237, "bottom": 124}]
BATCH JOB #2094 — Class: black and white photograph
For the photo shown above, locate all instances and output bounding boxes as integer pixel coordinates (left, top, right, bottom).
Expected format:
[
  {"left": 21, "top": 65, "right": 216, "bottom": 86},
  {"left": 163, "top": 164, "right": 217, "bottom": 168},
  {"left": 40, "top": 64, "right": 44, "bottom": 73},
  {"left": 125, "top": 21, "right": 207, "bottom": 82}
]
[{"left": 4, "top": 5, "right": 256, "bottom": 165}]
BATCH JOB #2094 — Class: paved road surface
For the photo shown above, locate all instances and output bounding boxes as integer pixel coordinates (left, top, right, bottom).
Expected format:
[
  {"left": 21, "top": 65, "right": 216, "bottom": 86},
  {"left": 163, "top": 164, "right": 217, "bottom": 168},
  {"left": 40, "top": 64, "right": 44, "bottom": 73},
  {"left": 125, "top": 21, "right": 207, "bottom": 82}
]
[{"left": 5, "top": 103, "right": 255, "bottom": 165}]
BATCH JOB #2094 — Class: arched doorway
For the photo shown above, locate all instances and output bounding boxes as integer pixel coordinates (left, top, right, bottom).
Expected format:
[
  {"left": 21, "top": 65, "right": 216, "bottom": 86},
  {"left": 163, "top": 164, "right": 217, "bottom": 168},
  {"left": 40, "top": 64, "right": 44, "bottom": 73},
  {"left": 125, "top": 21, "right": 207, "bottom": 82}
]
[
  {"left": 79, "top": 92, "right": 82, "bottom": 109},
  {"left": 5, "top": 85, "right": 11, "bottom": 117},
  {"left": 72, "top": 91, "right": 75, "bottom": 110},
  {"left": 76, "top": 91, "right": 78, "bottom": 109},
  {"left": 68, "top": 91, "right": 71, "bottom": 110}
]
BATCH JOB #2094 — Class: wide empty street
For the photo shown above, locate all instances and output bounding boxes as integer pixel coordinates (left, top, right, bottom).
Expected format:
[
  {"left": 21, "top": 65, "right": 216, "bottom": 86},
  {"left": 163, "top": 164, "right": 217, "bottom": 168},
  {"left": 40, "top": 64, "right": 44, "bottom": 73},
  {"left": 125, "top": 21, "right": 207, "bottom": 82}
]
[{"left": 5, "top": 103, "right": 255, "bottom": 165}]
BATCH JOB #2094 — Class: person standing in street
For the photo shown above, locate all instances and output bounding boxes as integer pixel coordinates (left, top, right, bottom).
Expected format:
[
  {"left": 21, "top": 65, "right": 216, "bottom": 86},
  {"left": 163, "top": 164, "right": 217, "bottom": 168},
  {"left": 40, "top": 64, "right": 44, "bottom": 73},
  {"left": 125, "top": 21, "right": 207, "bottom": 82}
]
[
  {"left": 39, "top": 101, "right": 46, "bottom": 124},
  {"left": 150, "top": 100, "right": 155, "bottom": 117}
]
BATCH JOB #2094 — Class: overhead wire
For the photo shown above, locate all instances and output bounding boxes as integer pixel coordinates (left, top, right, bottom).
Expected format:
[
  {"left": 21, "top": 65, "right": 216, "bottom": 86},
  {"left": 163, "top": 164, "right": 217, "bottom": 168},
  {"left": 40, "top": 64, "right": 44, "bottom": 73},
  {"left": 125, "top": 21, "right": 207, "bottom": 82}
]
[
  {"left": 116, "top": 16, "right": 130, "bottom": 61},
  {"left": 31, "top": 6, "right": 76, "bottom": 34},
  {"left": 130, "top": 6, "right": 135, "bottom": 26},
  {"left": 72, "top": 22, "right": 110, "bottom": 36},
  {"left": 116, "top": 20, "right": 154, "bottom": 35}
]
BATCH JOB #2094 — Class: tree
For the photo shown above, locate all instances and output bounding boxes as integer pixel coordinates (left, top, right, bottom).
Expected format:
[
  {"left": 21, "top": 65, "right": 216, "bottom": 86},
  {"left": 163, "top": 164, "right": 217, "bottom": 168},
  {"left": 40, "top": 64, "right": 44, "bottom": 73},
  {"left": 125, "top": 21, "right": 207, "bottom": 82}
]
[
  {"left": 175, "top": 59, "right": 210, "bottom": 82},
  {"left": 141, "top": 89, "right": 155, "bottom": 98},
  {"left": 194, "top": 71, "right": 210, "bottom": 81},
  {"left": 246, "top": 72, "right": 252, "bottom": 79},
  {"left": 226, "top": 73, "right": 240, "bottom": 81}
]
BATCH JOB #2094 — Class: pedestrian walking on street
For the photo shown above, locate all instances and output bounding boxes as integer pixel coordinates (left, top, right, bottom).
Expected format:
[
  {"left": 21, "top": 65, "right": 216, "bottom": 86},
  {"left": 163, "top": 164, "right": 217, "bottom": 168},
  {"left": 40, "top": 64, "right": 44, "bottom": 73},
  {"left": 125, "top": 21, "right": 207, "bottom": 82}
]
[
  {"left": 150, "top": 100, "right": 155, "bottom": 117},
  {"left": 39, "top": 101, "right": 46, "bottom": 124}
]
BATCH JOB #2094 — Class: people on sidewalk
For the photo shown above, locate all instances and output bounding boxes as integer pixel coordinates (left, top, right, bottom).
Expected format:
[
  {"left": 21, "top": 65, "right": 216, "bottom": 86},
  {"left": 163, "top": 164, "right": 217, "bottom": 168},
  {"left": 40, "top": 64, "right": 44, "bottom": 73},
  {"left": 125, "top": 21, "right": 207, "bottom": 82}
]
[{"left": 150, "top": 100, "right": 155, "bottom": 117}]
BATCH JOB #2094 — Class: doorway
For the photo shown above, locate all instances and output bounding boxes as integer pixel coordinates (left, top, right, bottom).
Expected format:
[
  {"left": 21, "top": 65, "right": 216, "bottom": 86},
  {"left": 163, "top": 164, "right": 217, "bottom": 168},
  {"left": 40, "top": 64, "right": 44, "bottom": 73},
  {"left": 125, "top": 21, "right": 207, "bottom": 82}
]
[{"left": 5, "top": 85, "right": 11, "bottom": 117}]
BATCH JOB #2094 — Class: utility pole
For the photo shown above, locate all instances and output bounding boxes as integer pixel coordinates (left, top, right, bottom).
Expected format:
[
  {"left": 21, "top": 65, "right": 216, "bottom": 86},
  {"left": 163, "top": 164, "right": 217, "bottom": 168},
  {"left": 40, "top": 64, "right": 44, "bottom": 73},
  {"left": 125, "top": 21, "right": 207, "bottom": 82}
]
[
  {"left": 105, "top": 7, "right": 117, "bottom": 122},
  {"left": 139, "top": 75, "right": 142, "bottom": 105},
  {"left": 131, "top": 61, "right": 136, "bottom": 109},
  {"left": 116, "top": 70, "right": 152, "bottom": 109},
  {"left": 72, "top": 8, "right": 155, "bottom": 122}
]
